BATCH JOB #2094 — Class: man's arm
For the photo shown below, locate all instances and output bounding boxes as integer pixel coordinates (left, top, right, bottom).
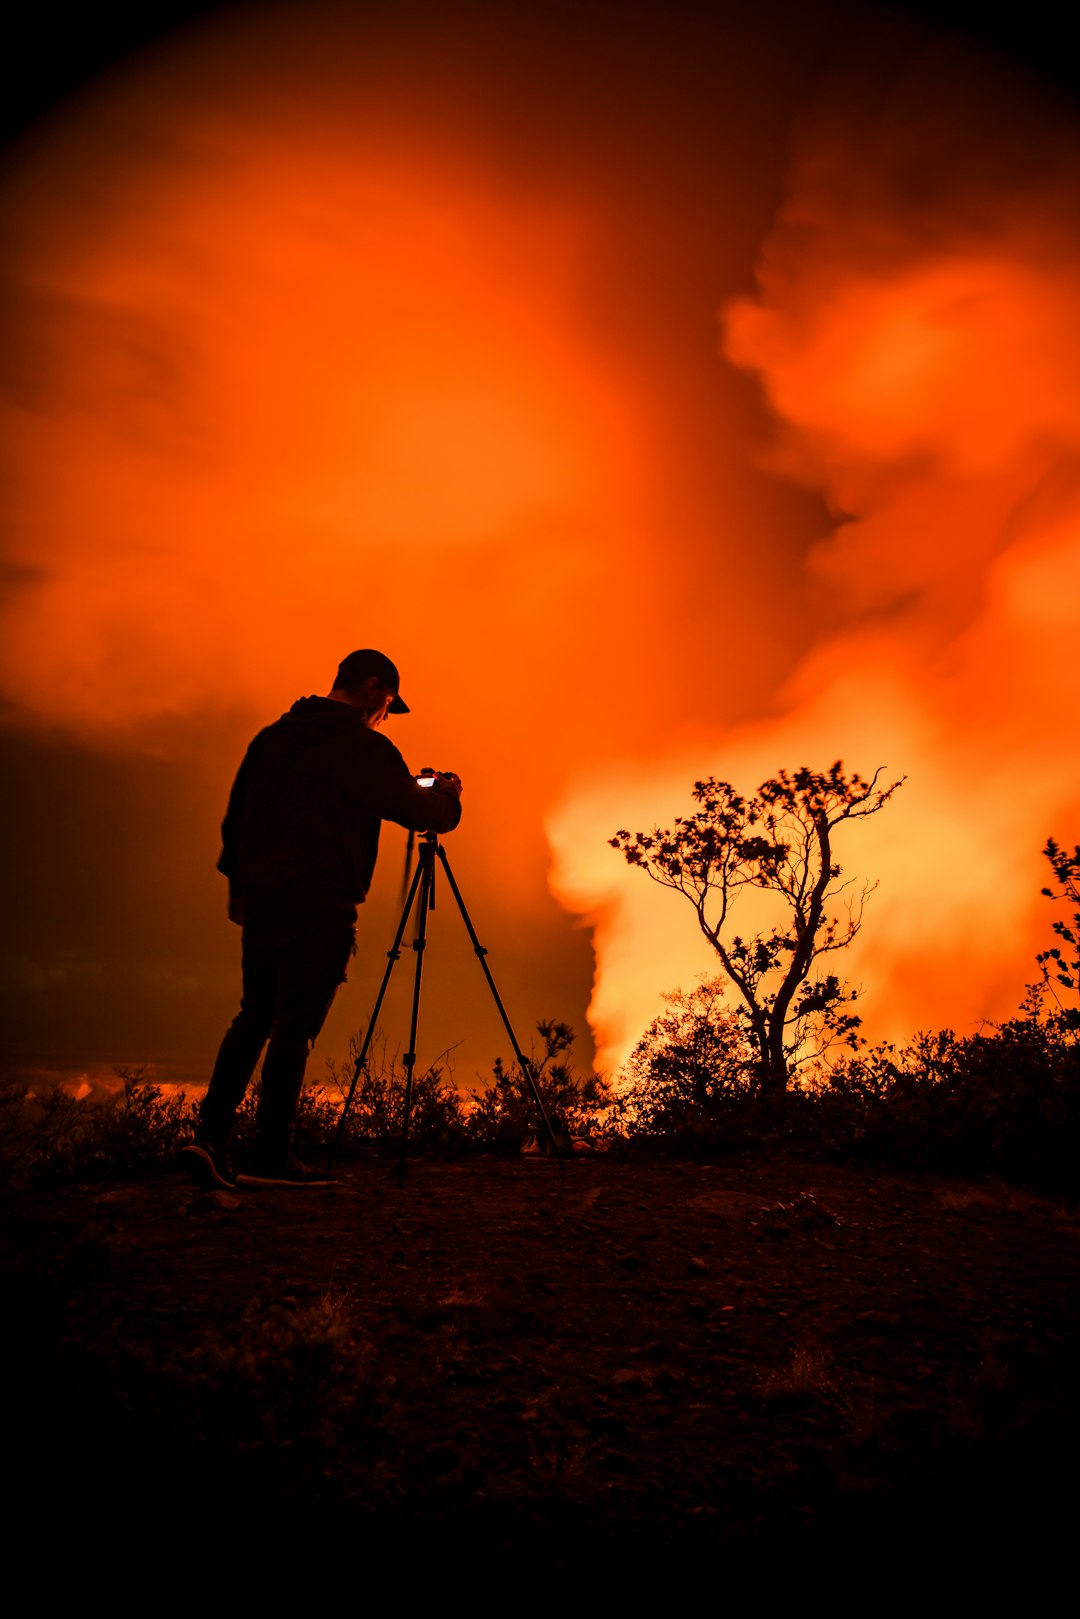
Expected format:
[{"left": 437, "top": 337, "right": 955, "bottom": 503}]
[
  {"left": 389, "top": 770, "right": 463, "bottom": 833},
  {"left": 371, "top": 738, "right": 463, "bottom": 834}
]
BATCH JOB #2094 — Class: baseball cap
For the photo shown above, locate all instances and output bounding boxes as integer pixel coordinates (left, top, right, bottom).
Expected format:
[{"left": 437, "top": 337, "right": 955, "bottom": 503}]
[{"left": 334, "top": 649, "right": 410, "bottom": 713}]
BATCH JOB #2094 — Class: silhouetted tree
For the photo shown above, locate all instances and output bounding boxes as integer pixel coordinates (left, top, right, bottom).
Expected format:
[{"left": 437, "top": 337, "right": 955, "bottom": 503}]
[
  {"left": 611, "top": 763, "right": 903, "bottom": 1094},
  {"left": 1038, "top": 837, "right": 1080, "bottom": 1031}
]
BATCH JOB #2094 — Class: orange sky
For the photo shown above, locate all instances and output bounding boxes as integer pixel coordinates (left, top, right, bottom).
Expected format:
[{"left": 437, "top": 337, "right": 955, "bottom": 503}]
[{"left": 3, "top": 2, "right": 1078, "bottom": 1091}]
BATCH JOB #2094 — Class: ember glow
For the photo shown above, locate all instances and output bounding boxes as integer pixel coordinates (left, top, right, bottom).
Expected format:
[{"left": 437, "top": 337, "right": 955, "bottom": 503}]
[{"left": 3, "top": 5, "right": 1077, "bottom": 1084}]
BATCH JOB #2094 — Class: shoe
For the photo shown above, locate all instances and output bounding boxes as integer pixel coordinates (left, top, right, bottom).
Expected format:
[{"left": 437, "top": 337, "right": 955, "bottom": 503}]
[
  {"left": 181, "top": 1139, "right": 237, "bottom": 1189},
  {"left": 235, "top": 1155, "right": 337, "bottom": 1188}
]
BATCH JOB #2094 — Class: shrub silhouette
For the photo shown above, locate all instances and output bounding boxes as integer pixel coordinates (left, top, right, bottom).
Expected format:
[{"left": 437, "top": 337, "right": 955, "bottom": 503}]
[
  {"left": 463, "top": 1020, "right": 612, "bottom": 1152},
  {"left": 615, "top": 980, "right": 757, "bottom": 1145},
  {"left": 0, "top": 1069, "right": 195, "bottom": 1188},
  {"left": 323, "top": 1034, "right": 465, "bottom": 1157},
  {"left": 1038, "top": 836, "right": 1080, "bottom": 1032}
]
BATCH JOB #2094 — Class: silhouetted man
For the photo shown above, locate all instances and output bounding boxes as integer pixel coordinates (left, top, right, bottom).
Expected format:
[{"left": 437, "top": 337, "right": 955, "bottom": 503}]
[{"left": 183, "top": 648, "right": 462, "bottom": 1188}]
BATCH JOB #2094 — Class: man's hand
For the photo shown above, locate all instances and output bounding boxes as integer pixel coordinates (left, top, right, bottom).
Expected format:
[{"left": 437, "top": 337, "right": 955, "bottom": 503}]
[{"left": 433, "top": 770, "right": 463, "bottom": 799}]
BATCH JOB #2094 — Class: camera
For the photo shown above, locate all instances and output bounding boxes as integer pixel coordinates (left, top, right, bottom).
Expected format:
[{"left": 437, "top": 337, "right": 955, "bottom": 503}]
[{"left": 416, "top": 766, "right": 461, "bottom": 794}]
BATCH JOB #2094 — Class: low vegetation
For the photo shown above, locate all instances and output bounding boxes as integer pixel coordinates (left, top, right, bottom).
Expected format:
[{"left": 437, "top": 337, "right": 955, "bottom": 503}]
[
  {"left": 3, "top": 835, "right": 1077, "bottom": 1194},
  {"left": 614, "top": 979, "right": 1080, "bottom": 1188},
  {"left": 4, "top": 993, "right": 1078, "bottom": 1192}
]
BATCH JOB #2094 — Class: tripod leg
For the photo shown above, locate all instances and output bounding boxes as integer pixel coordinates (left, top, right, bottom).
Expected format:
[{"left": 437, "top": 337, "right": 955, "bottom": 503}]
[
  {"left": 327, "top": 852, "right": 427, "bottom": 1168},
  {"left": 397, "top": 841, "right": 434, "bottom": 1185},
  {"left": 435, "top": 844, "right": 566, "bottom": 1168}
]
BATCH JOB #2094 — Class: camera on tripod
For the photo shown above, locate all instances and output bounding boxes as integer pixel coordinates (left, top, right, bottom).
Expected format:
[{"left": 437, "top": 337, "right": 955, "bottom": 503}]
[{"left": 417, "top": 766, "right": 456, "bottom": 789}]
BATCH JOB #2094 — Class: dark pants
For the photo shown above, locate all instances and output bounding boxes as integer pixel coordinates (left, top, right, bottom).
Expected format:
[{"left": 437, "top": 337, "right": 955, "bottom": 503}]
[{"left": 199, "top": 908, "right": 355, "bottom": 1166}]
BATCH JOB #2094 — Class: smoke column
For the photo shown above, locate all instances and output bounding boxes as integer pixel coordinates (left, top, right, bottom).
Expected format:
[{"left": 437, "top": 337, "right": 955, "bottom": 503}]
[
  {"left": 3, "top": 4, "right": 1075, "bottom": 1086},
  {"left": 549, "top": 36, "right": 1080, "bottom": 1069},
  {"left": 3, "top": 0, "right": 834, "bottom": 1086}
]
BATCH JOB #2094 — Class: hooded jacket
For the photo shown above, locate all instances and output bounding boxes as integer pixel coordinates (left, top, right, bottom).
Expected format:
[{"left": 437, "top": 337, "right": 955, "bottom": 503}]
[{"left": 218, "top": 696, "right": 461, "bottom": 916}]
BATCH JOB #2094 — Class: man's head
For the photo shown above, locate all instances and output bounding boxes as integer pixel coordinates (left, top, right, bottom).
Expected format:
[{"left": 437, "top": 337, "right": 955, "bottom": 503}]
[{"left": 330, "top": 649, "right": 409, "bottom": 726}]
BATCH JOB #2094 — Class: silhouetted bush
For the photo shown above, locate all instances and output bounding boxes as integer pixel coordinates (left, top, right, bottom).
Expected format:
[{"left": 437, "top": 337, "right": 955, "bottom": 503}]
[
  {"left": 0, "top": 1070, "right": 196, "bottom": 1188},
  {"left": 613, "top": 980, "right": 760, "bottom": 1151},
  {"left": 322, "top": 1034, "right": 466, "bottom": 1158},
  {"left": 462, "top": 1020, "right": 613, "bottom": 1153},
  {"left": 612, "top": 979, "right": 1080, "bottom": 1188},
  {"left": 1037, "top": 836, "right": 1080, "bottom": 1034},
  {"left": 1, "top": 1023, "right": 606, "bottom": 1184},
  {"left": 820, "top": 1009, "right": 1080, "bottom": 1186}
]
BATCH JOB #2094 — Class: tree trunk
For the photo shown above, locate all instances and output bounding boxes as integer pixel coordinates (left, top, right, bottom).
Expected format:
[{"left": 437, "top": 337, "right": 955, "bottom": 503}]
[{"left": 760, "top": 1018, "right": 790, "bottom": 1096}]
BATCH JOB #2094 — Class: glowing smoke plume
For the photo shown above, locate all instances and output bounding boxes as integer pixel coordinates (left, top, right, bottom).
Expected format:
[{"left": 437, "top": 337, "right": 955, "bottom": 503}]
[
  {"left": 549, "top": 40, "right": 1080, "bottom": 1071},
  {"left": 0, "top": 12, "right": 657, "bottom": 1080},
  {"left": 4, "top": 7, "right": 1077, "bottom": 1086}
]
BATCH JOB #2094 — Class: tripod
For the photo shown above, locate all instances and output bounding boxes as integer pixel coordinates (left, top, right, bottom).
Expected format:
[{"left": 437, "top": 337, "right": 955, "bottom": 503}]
[{"left": 329, "top": 832, "right": 565, "bottom": 1178}]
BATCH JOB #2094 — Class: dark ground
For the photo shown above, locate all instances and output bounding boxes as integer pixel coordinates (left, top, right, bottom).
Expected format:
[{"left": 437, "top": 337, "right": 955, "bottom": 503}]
[{"left": 5, "top": 1154, "right": 1079, "bottom": 1595}]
